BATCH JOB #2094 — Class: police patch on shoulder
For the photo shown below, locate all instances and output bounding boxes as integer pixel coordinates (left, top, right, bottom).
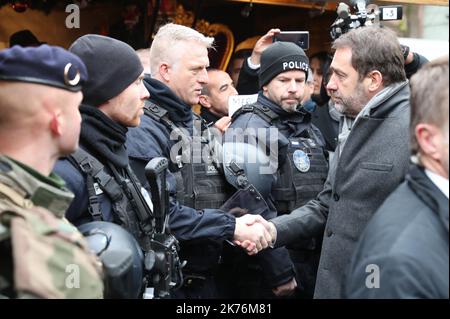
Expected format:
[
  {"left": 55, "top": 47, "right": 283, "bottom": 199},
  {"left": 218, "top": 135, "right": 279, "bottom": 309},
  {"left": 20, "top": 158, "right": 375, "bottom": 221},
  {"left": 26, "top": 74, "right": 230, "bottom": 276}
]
[{"left": 293, "top": 150, "right": 310, "bottom": 172}]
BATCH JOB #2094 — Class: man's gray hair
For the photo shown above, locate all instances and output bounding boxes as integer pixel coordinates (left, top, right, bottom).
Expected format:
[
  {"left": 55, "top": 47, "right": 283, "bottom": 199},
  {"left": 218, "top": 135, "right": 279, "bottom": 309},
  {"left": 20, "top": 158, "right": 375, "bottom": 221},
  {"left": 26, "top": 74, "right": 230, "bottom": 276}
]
[
  {"left": 149, "top": 23, "right": 214, "bottom": 76},
  {"left": 135, "top": 48, "right": 151, "bottom": 74},
  {"left": 409, "top": 55, "right": 449, "bottom": 155}
]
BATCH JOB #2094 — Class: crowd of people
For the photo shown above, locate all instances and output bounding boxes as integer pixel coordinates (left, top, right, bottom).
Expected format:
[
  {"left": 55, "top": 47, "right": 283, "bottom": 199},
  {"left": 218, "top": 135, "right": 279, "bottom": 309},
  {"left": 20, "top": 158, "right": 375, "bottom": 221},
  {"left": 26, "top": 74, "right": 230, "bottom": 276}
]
[{"left": 0, "top": 19, "right": 448, "bottom": 299}]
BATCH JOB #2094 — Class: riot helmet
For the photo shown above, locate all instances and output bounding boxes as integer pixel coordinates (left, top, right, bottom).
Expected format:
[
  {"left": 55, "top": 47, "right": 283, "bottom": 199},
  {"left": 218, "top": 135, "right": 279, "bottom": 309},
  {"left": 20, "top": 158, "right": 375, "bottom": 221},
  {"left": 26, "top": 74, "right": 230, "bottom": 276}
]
[
  {"left": 222, "top": 142, "right": 276, "bottom": 198},
  {"left": 78, "top": 221, "right": 145, "bottom": 299}
]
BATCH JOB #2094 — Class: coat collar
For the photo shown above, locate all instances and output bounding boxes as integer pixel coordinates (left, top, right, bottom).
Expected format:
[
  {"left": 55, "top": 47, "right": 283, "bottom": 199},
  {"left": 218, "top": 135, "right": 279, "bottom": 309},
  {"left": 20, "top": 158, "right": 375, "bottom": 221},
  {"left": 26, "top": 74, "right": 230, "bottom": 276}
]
[{"left": 407, "top": 164, "right": 449, "bottom": 233}]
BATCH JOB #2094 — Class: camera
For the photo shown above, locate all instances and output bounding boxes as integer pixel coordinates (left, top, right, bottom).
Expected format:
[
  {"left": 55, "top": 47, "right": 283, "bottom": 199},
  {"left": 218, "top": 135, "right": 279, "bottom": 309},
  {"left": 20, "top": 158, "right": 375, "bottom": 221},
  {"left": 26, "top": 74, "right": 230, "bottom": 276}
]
[
  {"left": 273, "top": 31, "right": 310, "bottom": 50},
  {"left": 330, "top": 0, "right": 403, "bottom": 40}
]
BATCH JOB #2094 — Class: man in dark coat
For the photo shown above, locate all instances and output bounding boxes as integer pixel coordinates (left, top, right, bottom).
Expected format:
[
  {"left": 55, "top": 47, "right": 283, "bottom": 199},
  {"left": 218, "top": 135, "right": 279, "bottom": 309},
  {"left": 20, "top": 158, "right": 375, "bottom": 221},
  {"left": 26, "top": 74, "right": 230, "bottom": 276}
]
[
  {"left": 53, "top": 35, "right": 150, "bottom": 229},
  {"left": 250, "top": 26, "right": 412, "bottom": 298},
  {"left": 125, "top": 23, "right": 280, "bottom": 299},
  {"left": 344, "top": 55, "right": 449, "bottom": 299}
]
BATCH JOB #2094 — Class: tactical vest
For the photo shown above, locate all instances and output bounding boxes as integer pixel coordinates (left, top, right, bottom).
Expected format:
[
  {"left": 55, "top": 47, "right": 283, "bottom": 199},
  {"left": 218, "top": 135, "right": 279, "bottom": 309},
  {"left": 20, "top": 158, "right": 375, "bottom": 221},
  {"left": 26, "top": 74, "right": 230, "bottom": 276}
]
[
  {"left": 232, "top": 103, "right": 329, "bottom": 214},
  {"left": 69, "top": 149, "right": 154, "bottom": 251},
  {"left": 144, "top": 101, "right": 233, "bottom": 210}
]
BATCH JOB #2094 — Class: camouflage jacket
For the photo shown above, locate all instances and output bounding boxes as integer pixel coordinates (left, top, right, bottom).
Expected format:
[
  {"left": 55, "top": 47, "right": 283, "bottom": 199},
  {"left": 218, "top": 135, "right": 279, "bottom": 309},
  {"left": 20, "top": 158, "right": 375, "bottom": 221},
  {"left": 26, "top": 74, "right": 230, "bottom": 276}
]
[{"left": 0, "top": 156, "right": 104, "bottom": 299}]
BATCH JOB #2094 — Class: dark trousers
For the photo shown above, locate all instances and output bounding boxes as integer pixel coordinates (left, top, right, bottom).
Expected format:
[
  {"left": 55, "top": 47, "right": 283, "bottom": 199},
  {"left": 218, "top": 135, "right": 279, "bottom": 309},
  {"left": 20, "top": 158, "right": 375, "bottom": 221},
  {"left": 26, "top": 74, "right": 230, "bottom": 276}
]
[
  {"left": 171, "top": 273, "right": 220, "bottom": 299},
  {"left": 216, "top": 242, "right": 321, "bottom": 299}
]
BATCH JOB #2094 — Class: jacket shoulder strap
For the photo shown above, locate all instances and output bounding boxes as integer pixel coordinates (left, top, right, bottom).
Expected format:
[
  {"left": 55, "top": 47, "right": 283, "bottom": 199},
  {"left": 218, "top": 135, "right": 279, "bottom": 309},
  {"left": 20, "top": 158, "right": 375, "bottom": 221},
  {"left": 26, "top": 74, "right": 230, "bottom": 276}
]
[
  {"left": 144, "top": 100, "right": 193, "bottom": 149},
  {"left": 144, "top": 100, "right": 168, "bottom": 121},
  {"left": 143, "top": 100, "right": 179, "bottom": 132},
  {"left": 69, "top": 149, "right": 123, "bottom": 221},
  {"left": 232, "top": 103, "right": 280, "bottom": 125}
]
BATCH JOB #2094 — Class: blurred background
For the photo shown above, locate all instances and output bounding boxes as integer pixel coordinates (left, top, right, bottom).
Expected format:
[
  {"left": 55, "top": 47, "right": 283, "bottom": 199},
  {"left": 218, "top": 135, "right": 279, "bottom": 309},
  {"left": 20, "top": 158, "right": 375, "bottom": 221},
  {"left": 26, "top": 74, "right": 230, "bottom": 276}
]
[{"left": 0, "top": 0, "right": 448, "bottom": 69}]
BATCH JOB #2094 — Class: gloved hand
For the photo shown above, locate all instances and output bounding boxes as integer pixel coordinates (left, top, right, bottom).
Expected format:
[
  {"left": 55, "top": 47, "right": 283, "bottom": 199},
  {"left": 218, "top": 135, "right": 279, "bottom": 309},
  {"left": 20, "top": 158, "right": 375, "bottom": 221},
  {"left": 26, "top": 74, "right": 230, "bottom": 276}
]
[{"left": 272, "top": 277, "right": 297, "bottom": 297}]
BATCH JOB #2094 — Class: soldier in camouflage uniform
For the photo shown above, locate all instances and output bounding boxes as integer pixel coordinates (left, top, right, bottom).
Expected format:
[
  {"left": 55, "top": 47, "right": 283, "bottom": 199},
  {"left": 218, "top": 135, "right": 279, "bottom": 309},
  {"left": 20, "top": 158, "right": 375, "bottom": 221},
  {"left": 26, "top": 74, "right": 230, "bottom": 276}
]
[{"left": 0, "top": 45, "right": 104, "bottom": 298}]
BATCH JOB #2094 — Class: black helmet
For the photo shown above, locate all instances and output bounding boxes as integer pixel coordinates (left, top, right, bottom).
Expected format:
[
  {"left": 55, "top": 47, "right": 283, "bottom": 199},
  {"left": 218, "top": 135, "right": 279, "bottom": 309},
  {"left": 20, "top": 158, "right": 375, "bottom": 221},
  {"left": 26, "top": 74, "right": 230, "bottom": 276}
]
[
  {"left": 78, "top": 221, "right": 145, "bottom": 299},
  {"left": 222, "top": 142, "right": 276, "bottom": 198}
]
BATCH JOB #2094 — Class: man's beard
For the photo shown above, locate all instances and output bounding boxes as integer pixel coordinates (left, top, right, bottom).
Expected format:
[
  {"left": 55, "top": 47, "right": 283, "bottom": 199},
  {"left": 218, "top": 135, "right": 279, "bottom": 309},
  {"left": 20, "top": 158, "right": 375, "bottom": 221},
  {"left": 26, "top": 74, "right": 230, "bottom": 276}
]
[
  {"left": 332, "top": 84, "right": 368, "bottom": 118},
  {"left": 280, "top": 96, "right": 302, "bottom": 113},
  {"left": 281, "top": 102, "right": 299, "bottom": 112}
]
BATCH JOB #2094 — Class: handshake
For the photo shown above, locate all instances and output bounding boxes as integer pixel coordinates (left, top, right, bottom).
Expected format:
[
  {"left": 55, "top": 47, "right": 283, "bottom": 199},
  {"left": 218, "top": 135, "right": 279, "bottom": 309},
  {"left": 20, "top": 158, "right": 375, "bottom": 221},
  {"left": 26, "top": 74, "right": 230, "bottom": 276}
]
[
  {"left": 232, "top": 214, "right": 298, "bottom": 296},
  {"left": 233, "top": 214, "right": 277, "bottom": 255}
]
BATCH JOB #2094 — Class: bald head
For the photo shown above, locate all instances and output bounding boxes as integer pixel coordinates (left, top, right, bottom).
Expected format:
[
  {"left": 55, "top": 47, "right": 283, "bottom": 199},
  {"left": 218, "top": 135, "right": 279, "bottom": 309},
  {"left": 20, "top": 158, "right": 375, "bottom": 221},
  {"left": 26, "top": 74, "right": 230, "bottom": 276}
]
[
  {"left": 0, "top": 80, "right": 82, "bottom": 151},
  {"left": 0, "top": 82, "right": 68, "bottom": 128},
  {"left": 199, "top": 69, "right": 237, "bottom": 117},
  {"left": 0, "top": 44, "right": 85, "bottom": 174}
]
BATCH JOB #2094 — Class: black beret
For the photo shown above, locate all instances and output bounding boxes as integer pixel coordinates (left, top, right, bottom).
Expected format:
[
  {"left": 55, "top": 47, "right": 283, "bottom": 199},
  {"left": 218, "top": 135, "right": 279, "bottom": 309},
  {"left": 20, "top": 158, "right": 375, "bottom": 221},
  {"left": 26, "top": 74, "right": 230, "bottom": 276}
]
[
  {"left": 69, "top": 35, "right": 143, "bottom": 107},
  {"left": 259, "top": 42, "right": 309, "bottom": 89},
  {"left": 9, "top": 29, "right": 44, "bottom": 47},
  {"left": 0, "top": 44, "right": 88, "bottom": 92}
]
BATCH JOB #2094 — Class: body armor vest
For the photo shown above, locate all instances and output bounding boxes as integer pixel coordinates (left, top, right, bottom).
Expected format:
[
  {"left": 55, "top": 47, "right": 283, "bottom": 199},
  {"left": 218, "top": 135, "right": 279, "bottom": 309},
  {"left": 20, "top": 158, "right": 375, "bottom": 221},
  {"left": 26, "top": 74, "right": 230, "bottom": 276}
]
[
  {"left": 69, "top": 149, "right": 153, "bottom": 251},
  {"left": 144, "top": 101, "right": 233, "bottom": 210},
  {"left": 232, "top": 103, "right": 329, "bottom": 214},
  {"left": 273, "top": 136, "right": 329, "bottom": 214}
]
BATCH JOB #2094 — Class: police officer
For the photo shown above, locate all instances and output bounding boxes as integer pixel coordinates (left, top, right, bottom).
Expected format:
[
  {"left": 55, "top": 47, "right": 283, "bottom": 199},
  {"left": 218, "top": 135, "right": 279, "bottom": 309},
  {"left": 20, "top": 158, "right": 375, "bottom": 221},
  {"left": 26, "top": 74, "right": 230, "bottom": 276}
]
[
  {"left": 126, "top": 23, "right": 278, "bottom": 299},
  {"left": 53, "top": 35, "right": 156, "bottom": 254},
  {"left": 225, "top": 41, "right": 329, "bottom": 298},
  {"left": 0, "top": 45, "right": 104, "bottom": 298},
  {"left": 199, "top": 68, "right": 237, "bottom": 133}
]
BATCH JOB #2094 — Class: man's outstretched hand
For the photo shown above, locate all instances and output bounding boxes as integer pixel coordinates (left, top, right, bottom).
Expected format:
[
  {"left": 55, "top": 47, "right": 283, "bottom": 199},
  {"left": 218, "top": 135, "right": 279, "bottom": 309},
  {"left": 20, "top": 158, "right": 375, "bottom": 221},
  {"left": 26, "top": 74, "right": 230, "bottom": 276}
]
[{"left": 233, "top": 214, "right": 277, "bottom": 255}]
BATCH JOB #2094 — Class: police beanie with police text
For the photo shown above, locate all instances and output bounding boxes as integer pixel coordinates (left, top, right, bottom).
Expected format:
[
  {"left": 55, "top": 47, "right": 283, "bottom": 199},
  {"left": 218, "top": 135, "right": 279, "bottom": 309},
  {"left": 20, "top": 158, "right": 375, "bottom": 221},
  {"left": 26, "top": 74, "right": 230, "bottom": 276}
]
[
  {"left": 259, "top": 41, "right": 309, "bottom": 89},
  {"left": 69, "top": 34, "right": 143, "bottom": 107}
]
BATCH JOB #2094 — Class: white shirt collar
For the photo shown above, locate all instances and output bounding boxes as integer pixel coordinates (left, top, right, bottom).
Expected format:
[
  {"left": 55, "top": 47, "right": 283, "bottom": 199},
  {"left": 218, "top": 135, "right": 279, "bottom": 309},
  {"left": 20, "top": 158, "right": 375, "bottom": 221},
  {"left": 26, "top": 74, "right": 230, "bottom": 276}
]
[{"left": 425, "top": 169, "right": 449, "bottom": 198}]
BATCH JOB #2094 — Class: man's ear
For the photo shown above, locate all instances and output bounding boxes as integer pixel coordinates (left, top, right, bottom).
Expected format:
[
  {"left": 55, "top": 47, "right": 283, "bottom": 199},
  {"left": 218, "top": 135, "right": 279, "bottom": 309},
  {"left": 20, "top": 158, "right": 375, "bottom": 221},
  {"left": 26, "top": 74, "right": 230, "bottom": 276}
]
[
  {"left": 199, "top": 95, "right": 211, "bottom": 108},
  {"left": 49, "top": 109, "right": 63, "bottom": 136},
  {"left": 416, "top": 123, "right": 440, "bottom": 160},
  {"left": 159, "top": 63, "right": 171, "bottom": 82},
  {"left": 366, "top": 70, "right": 383, "bottom": 93}
]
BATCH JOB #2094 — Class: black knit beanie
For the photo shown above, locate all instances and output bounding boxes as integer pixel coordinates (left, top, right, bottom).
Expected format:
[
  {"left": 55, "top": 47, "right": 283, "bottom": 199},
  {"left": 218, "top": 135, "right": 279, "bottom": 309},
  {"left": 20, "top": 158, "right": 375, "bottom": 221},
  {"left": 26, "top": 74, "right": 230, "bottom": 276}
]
[
  {"left": 69, "top": 34, "right": 143, "bottom": 107},
  {"left": 259, "top": 41, "right": 309, "bottom": 89}
]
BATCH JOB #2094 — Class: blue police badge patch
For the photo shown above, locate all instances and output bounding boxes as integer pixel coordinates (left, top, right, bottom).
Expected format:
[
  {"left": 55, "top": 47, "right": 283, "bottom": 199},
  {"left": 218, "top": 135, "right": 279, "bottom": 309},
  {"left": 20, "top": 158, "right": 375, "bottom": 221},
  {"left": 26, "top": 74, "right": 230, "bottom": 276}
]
[{"left": 293, "top": 149, "right": 310, "bottom": 172}]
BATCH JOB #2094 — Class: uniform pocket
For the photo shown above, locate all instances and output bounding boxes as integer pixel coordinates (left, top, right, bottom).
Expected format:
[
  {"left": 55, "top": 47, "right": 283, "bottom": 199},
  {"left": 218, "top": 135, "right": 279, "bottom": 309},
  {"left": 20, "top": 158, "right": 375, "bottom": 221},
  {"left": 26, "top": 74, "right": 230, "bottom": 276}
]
[{"left": 360, "top": 162, "right": 393, "bottom": 172}]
